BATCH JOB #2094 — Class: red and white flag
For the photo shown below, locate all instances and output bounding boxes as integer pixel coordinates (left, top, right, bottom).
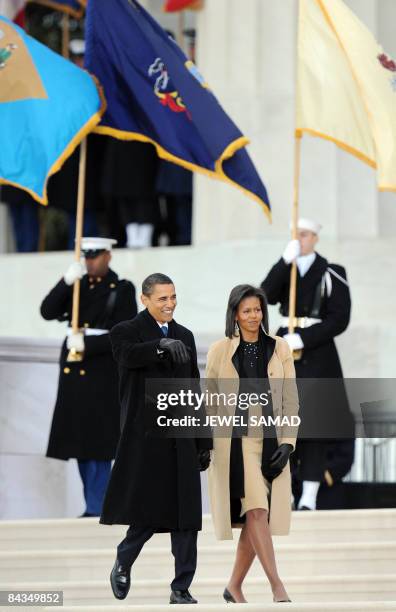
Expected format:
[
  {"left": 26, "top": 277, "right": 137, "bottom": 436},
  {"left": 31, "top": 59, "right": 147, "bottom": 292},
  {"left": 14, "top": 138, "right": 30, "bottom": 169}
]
[
  {"left": 163, "top": 0, "right": 203, "bottom": 12},
  {"left": 0, "top": 0, "right": 25, "bottom": 23}
]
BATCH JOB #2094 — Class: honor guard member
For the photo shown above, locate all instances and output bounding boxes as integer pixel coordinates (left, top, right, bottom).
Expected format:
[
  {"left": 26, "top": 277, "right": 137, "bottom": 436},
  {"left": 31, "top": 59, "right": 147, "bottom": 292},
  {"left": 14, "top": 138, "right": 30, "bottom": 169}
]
[
  {"left": 261, "top": 219, "right": 352, "bottom": 511},
  {"left": 41, "top": 238, "right": 138, "bottom": 517}
]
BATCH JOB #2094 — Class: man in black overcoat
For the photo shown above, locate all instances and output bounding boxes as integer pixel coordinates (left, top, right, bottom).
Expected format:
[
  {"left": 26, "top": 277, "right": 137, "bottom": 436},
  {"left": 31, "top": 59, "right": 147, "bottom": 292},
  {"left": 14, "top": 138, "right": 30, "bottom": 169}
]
[
  {"left": 261, "top": 218, "right": 353, "bottom": 511},
  {"left": 102, "top": 273, "right": 212, "bottom": 605},
  {"left": 41, "top": 237, "right": 137, "bottom": 517}
]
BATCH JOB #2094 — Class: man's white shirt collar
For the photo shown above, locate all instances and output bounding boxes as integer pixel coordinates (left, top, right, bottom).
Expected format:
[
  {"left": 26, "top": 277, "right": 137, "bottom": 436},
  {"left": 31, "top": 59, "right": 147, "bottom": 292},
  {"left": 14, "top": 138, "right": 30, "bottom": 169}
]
[
  {"left": 297, "top": 252, "right": 316, "bottom": 277},
  {"left": 157, "top": 321, "right": 168, "bottom": 329}
]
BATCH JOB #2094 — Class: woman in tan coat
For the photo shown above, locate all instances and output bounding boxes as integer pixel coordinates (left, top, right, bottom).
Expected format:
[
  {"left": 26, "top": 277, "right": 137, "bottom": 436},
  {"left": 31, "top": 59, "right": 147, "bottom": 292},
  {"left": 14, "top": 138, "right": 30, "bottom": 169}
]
[{"left": 206, "top": 285, "right": 299, "bottom": 604}]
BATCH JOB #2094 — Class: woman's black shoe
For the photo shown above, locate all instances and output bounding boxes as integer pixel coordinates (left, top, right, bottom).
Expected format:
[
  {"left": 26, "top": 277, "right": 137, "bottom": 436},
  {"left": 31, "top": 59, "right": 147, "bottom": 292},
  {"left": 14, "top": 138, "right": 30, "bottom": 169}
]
[
  {"left": 110, "top": 559, "right": 131, "bottom": 600},
  {"left": 223, "top": 588, "right": 237, "bottom": 603}
]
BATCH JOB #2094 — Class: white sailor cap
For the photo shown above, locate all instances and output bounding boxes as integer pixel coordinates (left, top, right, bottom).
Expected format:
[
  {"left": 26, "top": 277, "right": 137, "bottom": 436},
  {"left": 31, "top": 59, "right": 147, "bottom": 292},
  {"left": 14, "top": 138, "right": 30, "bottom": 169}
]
[
  {"left": 296, "top": 218, "right": 322, "bottom": 235},
  {"left": 81, "top": 237, "right": 117, "bottom": 257},
  {"left": 69, "top": 38, "right": 85, "bottom": 56}
]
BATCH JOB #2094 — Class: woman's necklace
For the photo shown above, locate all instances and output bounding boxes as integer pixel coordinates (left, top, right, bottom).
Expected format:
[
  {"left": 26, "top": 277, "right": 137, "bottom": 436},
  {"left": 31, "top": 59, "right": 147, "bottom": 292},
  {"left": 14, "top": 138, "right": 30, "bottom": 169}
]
[{"left": 241, "top": 339, "right": 259, "bottom": 368}]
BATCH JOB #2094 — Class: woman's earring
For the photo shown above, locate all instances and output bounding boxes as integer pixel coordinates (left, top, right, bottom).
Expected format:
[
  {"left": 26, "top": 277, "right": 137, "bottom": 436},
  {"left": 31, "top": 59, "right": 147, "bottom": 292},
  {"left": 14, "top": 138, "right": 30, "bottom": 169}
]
[{"left": 234, "top": 321, "right": 240, "bottom": 337}]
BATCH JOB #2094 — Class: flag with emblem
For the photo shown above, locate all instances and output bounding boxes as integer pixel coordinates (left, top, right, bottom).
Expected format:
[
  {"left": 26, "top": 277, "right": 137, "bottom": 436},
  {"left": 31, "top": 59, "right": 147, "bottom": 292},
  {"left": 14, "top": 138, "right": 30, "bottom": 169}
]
[
  {"left": 297, "top": 0, "right": 396, "bottom": 191},
  {"left": 85, "top": 0, "right": 270, "bottom": 218},
  {"left": 163, "top": 0, "right": 203, "bottom": 12},
  {"left": 27, "top": 0, "right": 84, "bottom": 18},
  {"left": 0, "top": 16, "right": 105, "bottom": 203}
]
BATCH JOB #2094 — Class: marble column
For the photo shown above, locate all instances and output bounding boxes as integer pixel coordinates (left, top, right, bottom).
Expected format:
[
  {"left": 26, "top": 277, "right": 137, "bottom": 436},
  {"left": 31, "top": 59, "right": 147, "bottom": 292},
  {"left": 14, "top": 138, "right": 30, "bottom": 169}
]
[
  {"left": 0, "top": 200, "right": 16, "bottom": 253},
  {"left": 194, "top": 0, "right": 296, "bottom": 244}
]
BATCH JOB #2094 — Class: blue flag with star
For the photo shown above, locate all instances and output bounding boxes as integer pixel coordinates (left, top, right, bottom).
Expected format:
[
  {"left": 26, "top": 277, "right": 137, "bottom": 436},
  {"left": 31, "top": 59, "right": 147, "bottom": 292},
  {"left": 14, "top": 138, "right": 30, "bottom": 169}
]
[{"left": 85, "top": 0, "right": 270, "bottom": 217}]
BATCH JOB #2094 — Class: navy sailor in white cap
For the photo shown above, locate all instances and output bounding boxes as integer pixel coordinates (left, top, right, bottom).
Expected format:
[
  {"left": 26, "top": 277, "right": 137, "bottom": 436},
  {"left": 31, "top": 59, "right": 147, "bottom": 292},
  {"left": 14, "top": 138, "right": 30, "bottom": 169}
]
[
  {"left": 41, "top": 238, "right": 137, "bottom": 516},
  {"left": 261, "top": 219, "right": 352, "bottom": 511}
]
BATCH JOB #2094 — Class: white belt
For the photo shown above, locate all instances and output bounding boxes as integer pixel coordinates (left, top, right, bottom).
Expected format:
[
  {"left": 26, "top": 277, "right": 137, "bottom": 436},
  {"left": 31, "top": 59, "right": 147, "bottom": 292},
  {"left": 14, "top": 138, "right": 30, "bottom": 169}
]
[
  {"left": 280, "top": 316, "right": 322, "bottom": 329},
  {"left": 66, "top": 328, "right": 108, "bottom": 336}
]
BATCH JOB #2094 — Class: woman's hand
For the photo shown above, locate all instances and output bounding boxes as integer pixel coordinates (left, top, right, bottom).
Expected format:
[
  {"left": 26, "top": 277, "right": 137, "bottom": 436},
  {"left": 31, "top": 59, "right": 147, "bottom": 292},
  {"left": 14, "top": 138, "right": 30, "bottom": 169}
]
[{"left": 267, "top": 443, "right": 293, "bottom": 480}]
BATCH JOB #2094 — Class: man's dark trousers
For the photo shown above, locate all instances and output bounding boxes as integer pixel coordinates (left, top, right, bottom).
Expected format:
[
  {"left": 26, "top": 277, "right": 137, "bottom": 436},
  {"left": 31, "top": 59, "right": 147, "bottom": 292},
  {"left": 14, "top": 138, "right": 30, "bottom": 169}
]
[{"left": 117, "top": 526, "right": 198, "bottom": 590}]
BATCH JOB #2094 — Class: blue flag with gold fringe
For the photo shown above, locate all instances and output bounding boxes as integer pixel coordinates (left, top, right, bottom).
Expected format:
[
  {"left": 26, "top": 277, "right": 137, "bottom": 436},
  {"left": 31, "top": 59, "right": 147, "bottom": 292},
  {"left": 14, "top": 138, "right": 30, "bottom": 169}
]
[
  {"left": 85, "top": 0, "right": 270, "bottom": 217},
  {"left": 0, "top": 17, "right": 104, "bottom": 204}
]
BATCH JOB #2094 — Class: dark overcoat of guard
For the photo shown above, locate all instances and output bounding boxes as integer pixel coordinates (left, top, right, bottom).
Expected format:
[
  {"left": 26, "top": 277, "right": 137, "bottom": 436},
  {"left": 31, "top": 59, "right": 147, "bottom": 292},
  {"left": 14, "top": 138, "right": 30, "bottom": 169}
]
[
  {"left": 41, "top": 270, "right": 137, "bottom": 461},
  {"left": 262, "top": 253, "right": 351, "bottom": 378},
  {"left": 100, "top": 309, "right": 212, "bottom": 531},
  {"left": 262, "top": 252, "right": 354, "bottom": 444}
]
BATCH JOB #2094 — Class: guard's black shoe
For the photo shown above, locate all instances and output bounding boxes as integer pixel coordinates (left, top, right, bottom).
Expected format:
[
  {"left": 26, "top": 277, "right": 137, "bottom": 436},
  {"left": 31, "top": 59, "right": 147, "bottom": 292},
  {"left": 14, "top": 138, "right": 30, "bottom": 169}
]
[
  {"left": 110, "top": 559, "right": 131, "bottom": 600},
  {"left": 170, "top": 589, "right": 198, "bottom": 604}
]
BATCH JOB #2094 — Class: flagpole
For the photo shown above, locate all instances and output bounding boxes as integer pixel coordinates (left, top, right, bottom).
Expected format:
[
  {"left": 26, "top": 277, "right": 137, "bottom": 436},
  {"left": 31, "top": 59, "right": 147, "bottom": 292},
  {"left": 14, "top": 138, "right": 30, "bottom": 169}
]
[
  {"left": 288, "top": 133, "right": 303, "bottom": 361},
  {"left": 61, "top": 13, "right": 70, "bottom": 59},
  {"left": 177, "top": 10, "right": 185, "bottom": 50},
  {"left": 287, "top": 0, "right": 304, "bottom": 361},
  {"left": 67, "top": 137, "right": 87, "bottom": 363}
]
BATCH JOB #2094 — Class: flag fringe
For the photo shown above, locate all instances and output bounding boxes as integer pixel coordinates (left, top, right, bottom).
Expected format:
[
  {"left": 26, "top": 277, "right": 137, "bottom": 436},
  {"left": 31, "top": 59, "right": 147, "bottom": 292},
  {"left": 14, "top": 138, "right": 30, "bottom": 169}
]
[
  {"left": 379, "top": 185, "right": 396, "bottom": 193},
  {"left": 296, "top": 127, "right": 377, "bottom": 169},
  {"left": 0, "top": 77, "right": 106, "bottom": 206},
  {"left": 93, "top": 126, "right": 271, "bottom": 220}
]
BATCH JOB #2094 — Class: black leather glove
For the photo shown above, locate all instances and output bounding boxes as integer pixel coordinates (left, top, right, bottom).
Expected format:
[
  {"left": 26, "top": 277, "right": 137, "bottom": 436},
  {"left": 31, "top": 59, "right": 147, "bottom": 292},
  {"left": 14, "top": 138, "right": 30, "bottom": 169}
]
[
  {"left": 265, "top": 444, "right": 293, "bottom": 481},
  {"left": 197, "top": 449, "right": 211, "bottom": 471},
  {"left": 158, "top": 338, "right": 190, "bottom": 365}
]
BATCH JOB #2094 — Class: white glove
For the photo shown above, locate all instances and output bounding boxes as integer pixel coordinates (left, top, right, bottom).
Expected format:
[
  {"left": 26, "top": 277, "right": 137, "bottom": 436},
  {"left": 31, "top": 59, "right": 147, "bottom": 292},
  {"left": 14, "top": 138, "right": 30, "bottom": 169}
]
[
  {"left": 284, "top": 333, "right": 304, "bottom": 351},
  {"left": 282, "top": 239, "right": 301, "bottom": 264},
  {"left": 64, "top": 261, "right": 85, "bottom": 286},
  {"left": 66, "top": 332, "right": 85, "bottom": 353}
]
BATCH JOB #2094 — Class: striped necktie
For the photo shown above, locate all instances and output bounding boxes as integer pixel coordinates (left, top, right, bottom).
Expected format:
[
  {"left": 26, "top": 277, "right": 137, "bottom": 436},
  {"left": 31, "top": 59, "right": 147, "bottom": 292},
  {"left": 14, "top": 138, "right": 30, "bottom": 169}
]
[{"left": 161, "top": 325, "right": 168, "bottom": 337}]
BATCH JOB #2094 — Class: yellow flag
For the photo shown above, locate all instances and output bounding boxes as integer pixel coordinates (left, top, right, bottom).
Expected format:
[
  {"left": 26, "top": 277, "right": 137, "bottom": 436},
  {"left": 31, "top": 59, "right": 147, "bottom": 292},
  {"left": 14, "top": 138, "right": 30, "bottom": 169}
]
[{"left": 297, "top": 0, "right": 396, "bottom": 192}]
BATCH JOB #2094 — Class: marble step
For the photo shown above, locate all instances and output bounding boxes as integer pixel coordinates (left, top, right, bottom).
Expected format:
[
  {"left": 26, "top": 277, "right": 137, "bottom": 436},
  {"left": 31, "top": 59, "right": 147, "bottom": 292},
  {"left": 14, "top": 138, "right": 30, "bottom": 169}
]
[
  {"left": 39, "top": 604, "right": 396, "bottom": 612},
  {"left": 0, "top": 541, "right": 395, "bottom": 582},
  {"left": 1, "top": 509, "right": 396, "bottom": 551},
  {"left": 2, "top": 575, "right": 396, "bottom": 605}
]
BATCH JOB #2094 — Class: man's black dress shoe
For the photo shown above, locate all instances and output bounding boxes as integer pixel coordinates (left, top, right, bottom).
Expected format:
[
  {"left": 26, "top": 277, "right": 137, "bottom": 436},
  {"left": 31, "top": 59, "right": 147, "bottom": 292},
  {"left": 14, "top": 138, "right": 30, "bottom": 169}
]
[
  {"left": 170, "top": 589, "right": 198, "bottom": 604},
  {"left": 110, "top": 559, "right": 131, "bottom": 600}
]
